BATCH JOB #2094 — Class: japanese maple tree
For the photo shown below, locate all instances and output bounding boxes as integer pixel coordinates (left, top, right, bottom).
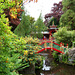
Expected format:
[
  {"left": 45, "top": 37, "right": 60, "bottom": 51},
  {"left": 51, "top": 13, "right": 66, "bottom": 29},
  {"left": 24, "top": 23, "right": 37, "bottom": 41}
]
[{"left": 44, "top": 1, "right": 63, "bottom": 26}]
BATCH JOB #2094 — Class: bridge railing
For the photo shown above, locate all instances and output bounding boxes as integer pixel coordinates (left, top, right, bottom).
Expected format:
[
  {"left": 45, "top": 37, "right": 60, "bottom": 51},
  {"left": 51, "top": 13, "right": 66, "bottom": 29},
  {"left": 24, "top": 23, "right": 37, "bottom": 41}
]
[{"left": 38, "top": 39, "right": 68, "bottom": 54}]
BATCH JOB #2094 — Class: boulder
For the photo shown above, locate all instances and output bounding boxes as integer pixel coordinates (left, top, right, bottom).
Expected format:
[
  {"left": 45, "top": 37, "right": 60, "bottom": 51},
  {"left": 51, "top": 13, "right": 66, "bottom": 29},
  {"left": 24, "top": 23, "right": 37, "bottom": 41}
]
[{"left": 68, "top": 48, "right": 75, "bottom": 64}]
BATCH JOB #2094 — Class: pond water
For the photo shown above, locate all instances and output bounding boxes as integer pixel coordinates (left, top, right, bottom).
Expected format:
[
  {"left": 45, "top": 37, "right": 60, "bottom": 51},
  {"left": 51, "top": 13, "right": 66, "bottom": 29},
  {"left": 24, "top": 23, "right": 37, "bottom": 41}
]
[{"left": 36, "top": 53, "right": 75, "bottom": 75}]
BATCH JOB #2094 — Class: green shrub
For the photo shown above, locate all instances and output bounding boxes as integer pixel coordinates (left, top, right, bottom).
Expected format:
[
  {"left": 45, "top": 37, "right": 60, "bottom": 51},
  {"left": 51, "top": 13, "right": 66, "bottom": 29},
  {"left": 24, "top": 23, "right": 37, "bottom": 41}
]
[
  {"left": 0, "top": 1, "right": 42, "bottom": 74},
  {"left": 53, "top": 27, "right": 75, "bottom": 47}
]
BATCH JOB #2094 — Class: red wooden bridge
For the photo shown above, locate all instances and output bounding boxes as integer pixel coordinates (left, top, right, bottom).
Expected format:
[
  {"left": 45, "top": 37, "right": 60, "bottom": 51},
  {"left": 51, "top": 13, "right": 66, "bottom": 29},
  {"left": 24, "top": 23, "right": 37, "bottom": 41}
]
[
  {"left": 36, "top": 39, "right": 68, "bottom": 54},
  {"left": 36, "top": 22, "right": 68, "bottom": 54}
]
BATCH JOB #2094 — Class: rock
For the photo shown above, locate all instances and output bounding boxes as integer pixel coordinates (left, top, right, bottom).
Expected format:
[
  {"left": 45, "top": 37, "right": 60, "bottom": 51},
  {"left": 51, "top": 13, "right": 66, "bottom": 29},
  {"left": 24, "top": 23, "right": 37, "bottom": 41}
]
[
  {"left": 58, "top": 48, "right": 75, "bottom": 65},
  {"left": 68, "top": 48, "right": 75, "bottom": 54},
  {"left": 71, "top": 54, "right": 75, "bottom": 60},
  {"left": 68, "top": 48, "right": 75, "bottom": 57},
  {"left": 68, "top": 48, "right": 75, "bottom": 64}
]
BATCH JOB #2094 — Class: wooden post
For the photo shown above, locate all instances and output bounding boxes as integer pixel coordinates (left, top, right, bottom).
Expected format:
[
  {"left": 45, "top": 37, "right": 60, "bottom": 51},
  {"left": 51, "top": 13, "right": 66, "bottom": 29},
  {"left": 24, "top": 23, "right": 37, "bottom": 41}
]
[
  {"left": 49, "top": 32, "right": 52, "bottom": 48},
  {"left": 62, "top": 43, "right": 64, "bottom": 53},
  {"left": 60, "top": 43, "right": 64, "bottom": 53},
  {"left": 51, "top": 38, "right": 53, "bottom": 51},
  {"left": 60, "top": 42, "right": 62, "bottom": 51},
  {"left": 44, "top": 40, "right": 47, "bottom": 51}
]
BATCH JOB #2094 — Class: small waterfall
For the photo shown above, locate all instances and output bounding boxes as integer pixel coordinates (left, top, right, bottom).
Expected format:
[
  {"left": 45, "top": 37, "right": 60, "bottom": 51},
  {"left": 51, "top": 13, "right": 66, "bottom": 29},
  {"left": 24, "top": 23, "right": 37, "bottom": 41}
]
[{"left": 42, "top": 59, "right": 51, "bottom": 71}]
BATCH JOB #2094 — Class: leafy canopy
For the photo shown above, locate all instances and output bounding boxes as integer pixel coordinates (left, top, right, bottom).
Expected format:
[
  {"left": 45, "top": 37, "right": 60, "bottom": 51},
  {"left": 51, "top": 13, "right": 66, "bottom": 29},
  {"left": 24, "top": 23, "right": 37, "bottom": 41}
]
[
  {"left": 33, "top": 13, "right": 47, "bottom": 38},
  {"left": 60, "top": 0, "right": 75, "bottom": 30}
]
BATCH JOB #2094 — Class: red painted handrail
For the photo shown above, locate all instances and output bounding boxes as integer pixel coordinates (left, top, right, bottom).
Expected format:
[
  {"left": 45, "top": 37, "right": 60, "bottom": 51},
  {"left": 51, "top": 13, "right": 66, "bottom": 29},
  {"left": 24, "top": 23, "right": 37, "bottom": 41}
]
[
  {"left": 39, "top": 41, "right": 60, "bottom": 46},
  {"left": 37, "top": 47, "right": 64, "bottom": 54},
  {"left": 38, "top": 41, "right": 67, "bottom": 48}
]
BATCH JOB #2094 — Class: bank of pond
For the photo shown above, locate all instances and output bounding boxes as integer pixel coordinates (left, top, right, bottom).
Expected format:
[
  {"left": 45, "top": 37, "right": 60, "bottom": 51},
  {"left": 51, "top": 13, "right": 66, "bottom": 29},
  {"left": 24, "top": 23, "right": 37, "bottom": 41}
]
[{"left": 19, "top": 48, "right": 75, "bottom": 75}]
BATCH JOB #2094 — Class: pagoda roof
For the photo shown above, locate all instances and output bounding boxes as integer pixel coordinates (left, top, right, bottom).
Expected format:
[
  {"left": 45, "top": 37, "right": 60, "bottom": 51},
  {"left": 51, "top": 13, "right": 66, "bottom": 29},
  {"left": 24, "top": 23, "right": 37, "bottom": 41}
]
[{"left": 50, "top": 24, "right": 57, "bottom": 28}]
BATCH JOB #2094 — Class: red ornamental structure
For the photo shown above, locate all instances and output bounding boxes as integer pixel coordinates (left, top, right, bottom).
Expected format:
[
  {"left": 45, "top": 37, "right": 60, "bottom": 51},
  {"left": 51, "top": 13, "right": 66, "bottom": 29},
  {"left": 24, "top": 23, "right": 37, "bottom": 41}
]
[
  {"left": 43, "top": 22, "right": 58, "bottom": 39},
  {"left": 48, "top": 22, "right": 58, "bottom": 40}
]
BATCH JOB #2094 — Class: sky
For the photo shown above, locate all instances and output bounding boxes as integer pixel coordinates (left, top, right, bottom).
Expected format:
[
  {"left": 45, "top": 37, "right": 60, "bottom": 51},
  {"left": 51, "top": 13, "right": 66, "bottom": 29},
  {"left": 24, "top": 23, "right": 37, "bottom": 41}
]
[{"left": 24, "top": 0, "right": 62, "bottom": 21}]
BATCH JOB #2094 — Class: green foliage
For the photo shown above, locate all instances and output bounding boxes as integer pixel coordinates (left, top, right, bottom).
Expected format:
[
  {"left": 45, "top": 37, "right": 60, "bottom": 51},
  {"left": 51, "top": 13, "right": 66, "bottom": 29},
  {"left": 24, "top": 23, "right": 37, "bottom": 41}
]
[
  {"left": 62, "top": 0, "right": 75, "bottom": 12},
  {"left": 0, "top": 26, "right": 42, "bottom": 74},
  {"left": 60, "top": 10, "right": 75, "bottom": 30},
  {"left": 57, "top": 0, "right": 75, "bottom": 48},
  {"left": 14, "top": 12, "right": 31, "bottom": 37},
  {"left": 0, "top": 1, "right": 19, "bottom": 74},
  {"left": 29, "top": 16, "right": 35, "bottom": 26},
  {"left": 28, "top": 15, "right": 35, "bottom": 33},
  {"left": 35, "top": 56, "right": 43, "bottom": 69},
  {"left": 53, "top": 27, "right": 75, "bottom": 47},
  {"left": 52, "top": 51, "right": 68, "bottom": 63},
  {"left": 0, "top": 0, "right": 43, "bottom": 74},
  {"left": 60, "top": 0, "right": 75, "bottom": 30},
  {"left": 72, "top": 40, "right": 75, "bottom": 47},
  {"left": 48, "top": 17, "right": 59, "bottom": 28},
  {"left": 52, "top": 51, "right": 59, "bottom": 60},
  {"left": 0, "top": 25, "right": 42, "bottom": 74},
  {"left": 59, "top": 53, "right": 68, "bottom": 64},
  {"left": 32, "top": 13, "right": 47, "bottom": 38},
  {"left": 0, "top": 0, "right": 16, "bottom": 12}
]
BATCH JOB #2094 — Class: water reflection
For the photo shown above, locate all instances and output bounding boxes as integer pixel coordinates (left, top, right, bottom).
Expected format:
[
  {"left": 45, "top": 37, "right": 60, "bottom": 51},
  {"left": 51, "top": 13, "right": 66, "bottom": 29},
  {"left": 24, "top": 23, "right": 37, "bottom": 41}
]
[
  {"left": 41, "top": 64, "right": 75, "bottom": 75},
  {"left": 36, "top": 53, "right": 75, "bottom": 75}
]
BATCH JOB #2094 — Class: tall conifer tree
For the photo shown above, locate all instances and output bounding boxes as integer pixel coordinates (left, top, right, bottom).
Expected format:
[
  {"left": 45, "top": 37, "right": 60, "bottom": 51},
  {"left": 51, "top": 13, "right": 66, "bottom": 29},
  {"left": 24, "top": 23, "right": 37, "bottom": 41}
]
[
  {"left": 33, "top": 13, "right": 47, "bottom": 38},
  {"left": 14, "top": 12, "right": 31, "bottom": 37}
]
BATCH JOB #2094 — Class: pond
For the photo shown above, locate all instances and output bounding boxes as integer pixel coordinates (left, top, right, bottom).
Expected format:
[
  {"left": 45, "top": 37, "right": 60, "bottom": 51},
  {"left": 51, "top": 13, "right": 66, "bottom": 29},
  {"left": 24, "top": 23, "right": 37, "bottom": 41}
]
[{"left": 35, "top": 53, "right": 75, "bottom": 75}]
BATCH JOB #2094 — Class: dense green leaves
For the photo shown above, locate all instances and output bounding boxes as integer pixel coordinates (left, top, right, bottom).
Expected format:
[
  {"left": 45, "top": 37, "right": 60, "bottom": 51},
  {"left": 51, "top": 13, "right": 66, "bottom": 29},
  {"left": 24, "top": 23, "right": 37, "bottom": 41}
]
[
  {"left": 33, "top": 13, "right": 47, "bottom": 38},
  {"left": 14, "top": 12, "right": 31, "bottom": 36},
  {"left": 55, "top": 0, "right": 75, "bottom": 47},
  {"left": 53, "top": 27, "right": 75, "bottom": 46},
  {"left": 60, "top": 0, "right": 75, "bottom": 30},
  {"left": 0, "top": 0, "right": 43, "bottom": 75},
  {"left": 62, "top": 0, "right": 75, "bottom": 12},
  {"left": 60, "top": 10, "right": 75, "bottom": 30},
  {"left": 0, "top": 27, "right": 42, "bottom": 74}
]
